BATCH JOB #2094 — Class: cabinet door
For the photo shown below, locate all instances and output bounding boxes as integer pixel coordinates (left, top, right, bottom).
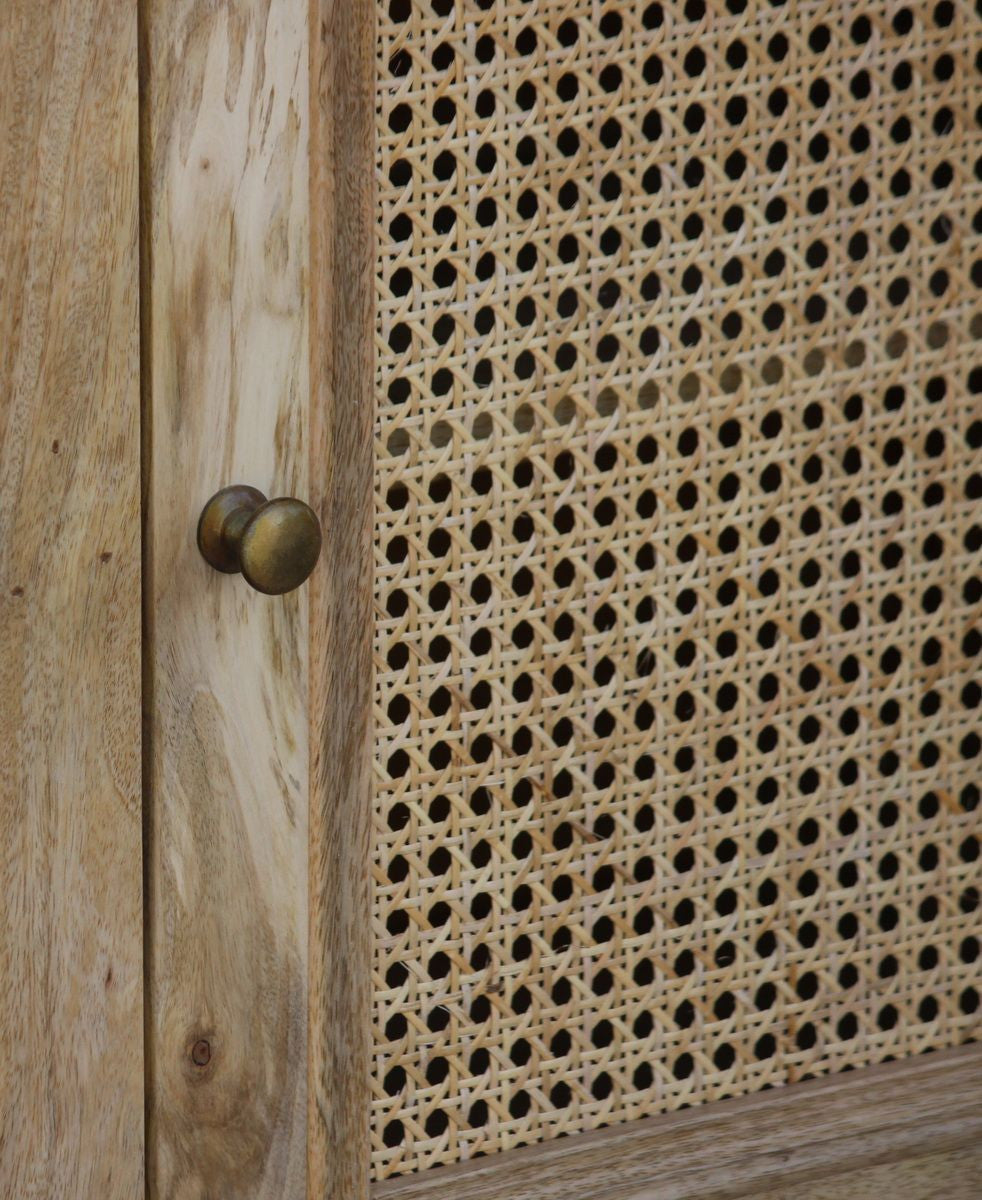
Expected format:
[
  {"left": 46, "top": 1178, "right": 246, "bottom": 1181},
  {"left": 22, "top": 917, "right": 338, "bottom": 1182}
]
[
  {"left": 140, "top": 0, "right": 982, "bottom": 1198},
  {"left": 141, "top": 2, "right": 374, "bottom": 1197},
  {"left": 0, "top": 1, "right": 144, "bottom": 1194}
]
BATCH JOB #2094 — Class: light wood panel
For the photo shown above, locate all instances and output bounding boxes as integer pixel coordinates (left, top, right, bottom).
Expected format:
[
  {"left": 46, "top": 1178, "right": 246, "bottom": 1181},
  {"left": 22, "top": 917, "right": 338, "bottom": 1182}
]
[
  {"left": 307, "top": 0, "right": 376, "bottom": 1197},
  {"left": 374, "top": 1043, "right": 982, "bottom": 1200},
  {"left": 142, "top": 1, "right": 310, "bottom": 1194},
  {"left": 0, "top": 0, "right": 143, "bottom": 1193}
]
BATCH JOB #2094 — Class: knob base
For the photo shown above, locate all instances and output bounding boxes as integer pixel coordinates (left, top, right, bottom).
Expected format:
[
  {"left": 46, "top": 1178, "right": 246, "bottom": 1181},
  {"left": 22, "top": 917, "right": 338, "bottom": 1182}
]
[{"left": 197, "top": 485, "right": 267, "bottom": 574}]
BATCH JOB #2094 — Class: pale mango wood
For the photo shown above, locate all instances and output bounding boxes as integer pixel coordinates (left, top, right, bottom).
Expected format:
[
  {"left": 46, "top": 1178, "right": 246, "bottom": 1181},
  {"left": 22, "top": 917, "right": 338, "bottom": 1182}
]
[
  {"left": 374, "top": 1043, "right": 982, "bottom": 1200},
  {"left": 756, "top": 1145, "right": 982, "bottom": 1200},
  {"left": 0, "top": 0, "right": 143, "bottom": 1193},
  {"left": 142, "top": 1, "right": 310, "bottom": 1194},
  {"left": 307, "top": 0, "right": 376, "bottom": 1198}
]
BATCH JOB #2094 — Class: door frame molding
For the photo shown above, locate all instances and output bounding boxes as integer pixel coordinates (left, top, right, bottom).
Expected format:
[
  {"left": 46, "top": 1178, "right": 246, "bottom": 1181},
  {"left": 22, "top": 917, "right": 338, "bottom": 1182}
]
[{"left": 308, "top": 0, "right": 376, "bottom": 1197}]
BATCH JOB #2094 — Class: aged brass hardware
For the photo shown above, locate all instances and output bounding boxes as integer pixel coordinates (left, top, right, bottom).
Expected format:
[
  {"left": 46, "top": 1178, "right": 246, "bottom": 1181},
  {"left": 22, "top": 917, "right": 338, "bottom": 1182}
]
[{"left": 197, "top": 485, "right": 322, "bottom": 595}]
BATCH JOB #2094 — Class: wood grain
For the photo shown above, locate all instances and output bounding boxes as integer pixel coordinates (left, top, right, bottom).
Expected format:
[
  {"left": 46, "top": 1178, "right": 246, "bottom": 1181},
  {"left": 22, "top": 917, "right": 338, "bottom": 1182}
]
[
  {"left": 142, "top": 1, "right": 310, "bottom": 1194},
  {"left": 0, "top": 0, "right": 143, "bottom": 1193},
  {"left": 755, "top": 1145, "right": 982, "bottom": 1200},
  {"left": 374, "top": 1043, "right": 982, "bottom": 1200},
  {"left": 307, "top": 0, "right": 376, "bottom": 1197}
]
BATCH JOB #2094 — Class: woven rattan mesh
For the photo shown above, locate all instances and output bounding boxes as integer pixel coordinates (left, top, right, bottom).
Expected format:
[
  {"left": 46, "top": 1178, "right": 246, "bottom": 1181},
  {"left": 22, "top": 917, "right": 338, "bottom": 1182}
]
[{"left": 373, "top": 0, "right": 982, "bottom": 1180}]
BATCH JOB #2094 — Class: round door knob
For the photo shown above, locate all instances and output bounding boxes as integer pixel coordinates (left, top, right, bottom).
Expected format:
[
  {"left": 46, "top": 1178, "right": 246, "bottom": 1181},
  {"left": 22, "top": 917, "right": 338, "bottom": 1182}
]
[{"left": 197, "top": 485, "right": 322, "bottom": 595}]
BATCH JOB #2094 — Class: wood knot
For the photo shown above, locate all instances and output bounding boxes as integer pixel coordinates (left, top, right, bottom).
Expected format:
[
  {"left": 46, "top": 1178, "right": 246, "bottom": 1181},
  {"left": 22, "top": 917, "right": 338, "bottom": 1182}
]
[{"left": 190, "top": 1038, "right": 212, "bottom": 1067}]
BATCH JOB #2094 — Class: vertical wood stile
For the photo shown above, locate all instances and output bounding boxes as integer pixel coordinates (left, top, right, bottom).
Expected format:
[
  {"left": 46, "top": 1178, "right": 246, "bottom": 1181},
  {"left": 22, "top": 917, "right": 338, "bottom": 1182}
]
[
  {"left": 143, "top": 1, "right": 311, "bottom": 1194},
  {"left": 308, "top": 0, "right": 376, "bottom": 1197},
  {"left": 0, "top": 0, "right": 144, "bottom": 1193}
]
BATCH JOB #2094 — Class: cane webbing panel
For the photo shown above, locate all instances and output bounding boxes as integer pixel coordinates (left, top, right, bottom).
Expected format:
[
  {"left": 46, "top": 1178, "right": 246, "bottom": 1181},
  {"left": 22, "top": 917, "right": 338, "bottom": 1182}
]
[{"left": 372, "top": 0, "right": 982, "bottom": 1180}]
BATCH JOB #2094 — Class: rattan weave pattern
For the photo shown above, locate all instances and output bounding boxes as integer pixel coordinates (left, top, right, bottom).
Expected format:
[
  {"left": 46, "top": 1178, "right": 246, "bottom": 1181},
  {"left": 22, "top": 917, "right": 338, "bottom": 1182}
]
[{"left": 372, "top": 0, "right": 982, "bottom": 1180}]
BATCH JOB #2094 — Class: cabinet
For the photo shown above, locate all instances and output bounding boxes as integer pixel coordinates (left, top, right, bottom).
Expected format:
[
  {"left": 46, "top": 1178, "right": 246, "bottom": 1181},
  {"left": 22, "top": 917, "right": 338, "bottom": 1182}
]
[{"left": 1, "top": 0, "right": 979, "bottom": 1196}]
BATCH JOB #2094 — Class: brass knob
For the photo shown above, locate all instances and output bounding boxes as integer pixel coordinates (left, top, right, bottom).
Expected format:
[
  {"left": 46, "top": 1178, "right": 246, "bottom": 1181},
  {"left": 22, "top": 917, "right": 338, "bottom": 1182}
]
[{"left": 197, "top": 485, "right": 322, "bottom": 595}]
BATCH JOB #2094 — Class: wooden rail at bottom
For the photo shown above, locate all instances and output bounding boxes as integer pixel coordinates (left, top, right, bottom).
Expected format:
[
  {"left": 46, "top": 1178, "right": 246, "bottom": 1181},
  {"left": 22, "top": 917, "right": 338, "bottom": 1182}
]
[{"left": 374, "top": 1043, "right": 982, "bottom": 1200}]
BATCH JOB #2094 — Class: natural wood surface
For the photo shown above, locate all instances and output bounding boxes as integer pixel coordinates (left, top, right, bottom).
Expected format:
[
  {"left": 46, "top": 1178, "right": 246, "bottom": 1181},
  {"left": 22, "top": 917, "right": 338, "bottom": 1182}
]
[
  {"left": 142, "top": 1, "right": 310, "bottom": 1194},
  {"left": 0, "top": 0, "right": 143, "bottom": 1193},
  {"left": 756, "top": 1144, "right": 982, "bottom": 1200},
  {"left": 307, "top": 1, "right": 376, "bottom": 1197},
  {"left": 374, "top": 1043, "right": 982, "bottom": 1200}
]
